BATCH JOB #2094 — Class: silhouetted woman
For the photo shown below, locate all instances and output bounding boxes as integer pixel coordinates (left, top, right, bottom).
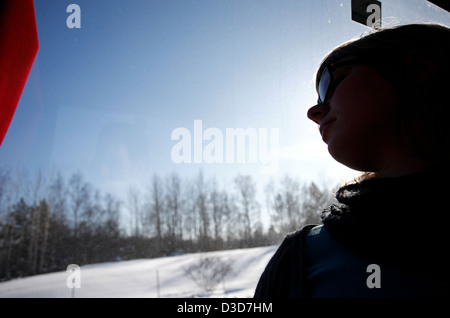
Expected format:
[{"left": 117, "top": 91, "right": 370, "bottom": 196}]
[{"left": 254, "top": 23, "right": 450, "bottom": 298}]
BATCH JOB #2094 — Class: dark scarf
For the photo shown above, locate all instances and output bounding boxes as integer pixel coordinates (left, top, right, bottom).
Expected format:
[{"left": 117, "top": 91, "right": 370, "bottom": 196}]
[
  {"left": 321, "top": 165, "right": 450, "bottom": 275},
  {"left": 255, "top": 165, "right": 450, "bottom": 298}
]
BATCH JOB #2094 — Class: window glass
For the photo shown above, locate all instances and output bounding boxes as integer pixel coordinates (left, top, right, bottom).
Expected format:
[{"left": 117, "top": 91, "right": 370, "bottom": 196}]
[{"left": 0, "top": 0, "right": 448, "bottom": 297}]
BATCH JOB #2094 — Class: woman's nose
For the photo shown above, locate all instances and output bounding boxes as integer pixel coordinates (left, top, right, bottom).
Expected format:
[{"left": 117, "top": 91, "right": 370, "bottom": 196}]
[{"left": 307, "top": 103, "right": 329, "bottom": 125}]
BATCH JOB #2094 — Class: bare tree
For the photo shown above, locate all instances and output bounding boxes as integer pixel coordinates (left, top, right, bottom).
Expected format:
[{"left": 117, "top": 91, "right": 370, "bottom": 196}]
[
  {"left": 103, "top": 193, "right": 121, "bottom": 229},
  {"left": 234, "top": 174, "right": 260, "bottom": 247},
  {"left": 0, "top": 168, "right": 13, "bottom": 279},
  {"left": 302, "top": 182, "right": 333, "bottom": 225},
  {"left": 184, "top": 255, "right": 234, "bottom": 294},
  {"left": 0, "top": 168, "right": 11, "bottom": 218},
  {"left": 281, "top": 176, "right": 303, "bottom": 231},
  {"left": 165, "top": 173, "right": 183, "bottom": 241},
  {"left": 195, "top": 171, "right": 210, "bottom": 251},
  {"left": 147, "top": 174, "right": 164, "bottom": 253},
  {"left": 221, "top": 192, "right": 238, "bottom": 245},
  {"left": 182, "top": 180, "right": 197, "bottom": 244},
  {"left": 98, "top": 193, "right": 122, "bottom": 262},
  {"left": 68, "top": 172, "right": 89, "bottom": 240},
  {"left": 46, "top": 171, "right": 68, "bottom": 271},
  {"left": 265, "top": 176, "right": 335, "bottom": 239},
  {"left": 37, "top": 200, "right": 50, "bottom": 274},
  {"left": 127, "top": 186, "right": 142, "bottom": 237},
  {"left": 209, "top": 186, "right": 224, "bottom": 242},
  {"left": 27, "top": 170, "right": 47, "bottom": 275}
]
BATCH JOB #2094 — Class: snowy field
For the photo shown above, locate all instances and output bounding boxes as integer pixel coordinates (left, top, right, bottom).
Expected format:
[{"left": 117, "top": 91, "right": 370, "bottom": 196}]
[{"left": 0, "top": 245, "right": 277, "bottom": 298}]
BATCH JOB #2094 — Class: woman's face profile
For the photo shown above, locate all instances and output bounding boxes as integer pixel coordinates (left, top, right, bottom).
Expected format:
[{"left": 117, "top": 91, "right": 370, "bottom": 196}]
[{"left": 307, "top": 60, "right": 407, "bottom": 174}]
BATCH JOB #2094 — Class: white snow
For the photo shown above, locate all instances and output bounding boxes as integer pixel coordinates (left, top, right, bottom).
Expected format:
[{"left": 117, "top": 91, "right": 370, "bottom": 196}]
[{"left": 0, "top": 245, "right": 277, "bottom": 298}]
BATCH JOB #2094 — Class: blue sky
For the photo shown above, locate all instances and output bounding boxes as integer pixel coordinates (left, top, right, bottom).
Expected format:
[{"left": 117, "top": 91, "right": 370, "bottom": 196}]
[{"left": 1, "top": 0, "right": 449, "bottom": 205}]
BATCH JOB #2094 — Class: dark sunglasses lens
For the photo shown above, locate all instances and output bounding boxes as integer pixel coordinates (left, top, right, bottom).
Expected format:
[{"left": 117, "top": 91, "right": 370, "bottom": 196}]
[{"left": 318, "top": 67, "right": 331, "bottom": 103}]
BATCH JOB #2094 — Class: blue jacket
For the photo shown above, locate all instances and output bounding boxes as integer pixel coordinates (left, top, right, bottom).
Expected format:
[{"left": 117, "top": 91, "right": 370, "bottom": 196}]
[
  {"left": 304, "top": 225, "right": 444, "bottom": 297},
  {"left": 254, "top": 224, "right": 447, "bottom": 298}
]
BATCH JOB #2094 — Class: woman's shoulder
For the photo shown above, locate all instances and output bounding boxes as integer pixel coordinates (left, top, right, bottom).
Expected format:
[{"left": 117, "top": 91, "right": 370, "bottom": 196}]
[
  {"left": 261, "top": 224, "right": 318, "bottom": 272},
  {"left": 304, "top": 224, "right": 337, "bottom": 249},
  {"left": 253, "top": 224, "right": 318, "bottom": 298},
  {"left": 285, "top": 224, "right": 319, "bottom": 241}
]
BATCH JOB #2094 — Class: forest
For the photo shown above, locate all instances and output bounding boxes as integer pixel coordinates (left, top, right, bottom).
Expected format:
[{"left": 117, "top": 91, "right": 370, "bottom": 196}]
[{"left": 0, "top": 167, "right": 337, "bottom": 282}]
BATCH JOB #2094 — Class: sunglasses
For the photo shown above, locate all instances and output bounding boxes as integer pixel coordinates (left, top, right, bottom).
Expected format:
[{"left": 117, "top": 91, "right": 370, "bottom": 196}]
[{"left": 316, "top": 58, "right": 365, "bottom": 104}]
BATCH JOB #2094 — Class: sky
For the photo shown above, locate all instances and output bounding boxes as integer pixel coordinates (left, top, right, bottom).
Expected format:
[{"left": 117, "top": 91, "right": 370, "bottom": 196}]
[{"left": 1, "top": 0, "right": 449, "bottom": 211}]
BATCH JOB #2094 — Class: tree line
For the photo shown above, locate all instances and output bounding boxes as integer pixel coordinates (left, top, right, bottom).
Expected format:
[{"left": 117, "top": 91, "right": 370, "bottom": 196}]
[{"left": 0, "top": 167, "right": 336, "bottom": 282}]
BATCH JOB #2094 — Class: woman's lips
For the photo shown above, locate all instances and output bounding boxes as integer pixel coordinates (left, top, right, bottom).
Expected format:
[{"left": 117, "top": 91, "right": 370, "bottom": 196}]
[{"left": 319, "top": 118, "right": 336, "bottom": 140}]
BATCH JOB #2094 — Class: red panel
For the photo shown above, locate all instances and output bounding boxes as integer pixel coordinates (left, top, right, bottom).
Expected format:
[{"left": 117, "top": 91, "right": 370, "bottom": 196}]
[{"left": 0, "top": 0, "right": 39, "bottom": 146}]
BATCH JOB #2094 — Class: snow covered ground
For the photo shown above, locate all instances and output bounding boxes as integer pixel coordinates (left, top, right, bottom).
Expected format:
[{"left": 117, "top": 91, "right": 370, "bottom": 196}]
[{"left": 0, "top": 245, "right": 277, "bottom": 298}]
